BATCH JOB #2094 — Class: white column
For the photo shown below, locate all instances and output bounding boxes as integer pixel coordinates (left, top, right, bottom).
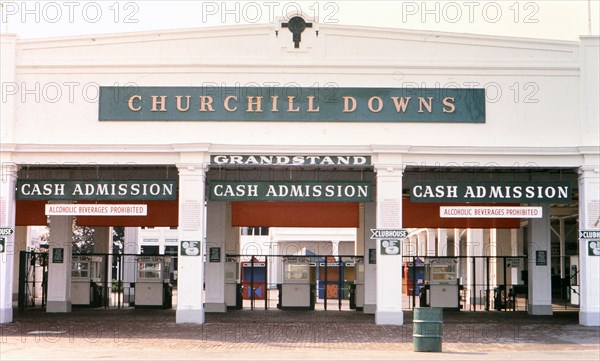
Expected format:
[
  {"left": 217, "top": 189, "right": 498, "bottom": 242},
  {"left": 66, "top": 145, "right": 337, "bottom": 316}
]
[
  {"left": 94, "top": 227, "right": 111, "bottom": 294},
  {"left": 122, "top": 227, "right": 138, "bottom": 303},
  {"left": 465, "top": 229, "right": 484, "bottom": 306},
  {"left": 509, "top": 229, "right": 520, "bottom": 285},
  {"left": 374, "top": 165, "right": 403, "bottom": 325},
  {"left": 437, "top": 229, "right": 448, "bottom": 257},
  {"left": 0, "top": 163, "right": 18, "bottom": 323},
  {"left": 204, "top": 201, "right": 226, "bottom": 312},
  {"left": 363, "top": 201, "right": 376, "bottom": 314},
  {"left": 426, "top": 229, "right": 436, "bottom": 256},
  {"left": 176, "top": 164, "right": 206, "bottom": 324},
  {"left": 527, "top": 204, "right": 552, "bottom": 315},
  {"left": 12, "top": 226, "right": 27, "bottom": 301},
  {"left": 579, "top": 166, "right": 600, "bottom": 326},
  {"left": 417, "top": 232, "right": 426, "bottom": 257},
  {"left": 46, "top": 212, "right": 73, "bottom": 313}
]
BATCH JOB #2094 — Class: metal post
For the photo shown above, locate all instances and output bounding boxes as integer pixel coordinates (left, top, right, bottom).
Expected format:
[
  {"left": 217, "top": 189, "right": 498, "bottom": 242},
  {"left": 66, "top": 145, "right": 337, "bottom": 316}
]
[
  {"left": 250, "top": 257, "right": 255, "bottom": 310},
  {"left": 472, "top": 256, "right": 476, "bottom": 311},
  {"left": 338, "top": 258, "right": 343, "bottom": 311},
  {"left": 103, "top": 254, "right": 110, "bottom": 308},
  {"left": 412, "top": 256, "right": 417, "bottom": 309},
  {"left": 324, "top": 258, "right": 328, "bottom": 311},
  {"left": 265, "top": 256, "right": 268, "bottom": 311},
  {"left": 485, "top": 256, "right": 490, "bottom": 311}
]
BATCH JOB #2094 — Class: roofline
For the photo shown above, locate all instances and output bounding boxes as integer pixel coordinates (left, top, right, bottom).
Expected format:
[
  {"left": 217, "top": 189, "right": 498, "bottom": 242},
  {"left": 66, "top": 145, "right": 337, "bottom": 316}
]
[{"left": 9, "top": 21, "right": 581, "bottom": 48}]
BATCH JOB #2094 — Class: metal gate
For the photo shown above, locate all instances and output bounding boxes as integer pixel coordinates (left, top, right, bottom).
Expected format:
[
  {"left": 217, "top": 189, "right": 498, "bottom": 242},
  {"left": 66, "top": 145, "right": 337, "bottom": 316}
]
[
  {"left": 227, "top": 254, "right": 363, "bottom": 311},
  {"left": 18, "top": 251, "right": 48, "bottom": 312},
  {"left": 402, "top": 255, "right": 529, "bottom": 312}
]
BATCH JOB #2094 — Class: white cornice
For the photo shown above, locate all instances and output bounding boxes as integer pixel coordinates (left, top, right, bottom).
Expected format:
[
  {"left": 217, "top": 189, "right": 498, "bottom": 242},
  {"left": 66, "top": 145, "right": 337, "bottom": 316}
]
[{"left": 2, "top": 143, "right": 594, "bottom": 158}]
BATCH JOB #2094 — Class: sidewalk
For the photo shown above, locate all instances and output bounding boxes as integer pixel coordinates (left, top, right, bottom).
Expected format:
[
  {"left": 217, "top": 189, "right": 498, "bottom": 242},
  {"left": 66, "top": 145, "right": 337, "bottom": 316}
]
[{"left": 1, "top": 308, "right": 599, "bottom": 360}]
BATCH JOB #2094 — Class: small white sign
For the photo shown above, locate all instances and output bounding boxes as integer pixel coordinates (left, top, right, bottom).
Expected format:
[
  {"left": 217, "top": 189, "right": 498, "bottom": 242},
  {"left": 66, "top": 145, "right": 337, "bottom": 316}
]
[
  {"left": 370, "top": 228, "right": 408, "bottom": 239},
  {"left": 440, "top": 206, "right": 543, "bottom": 218},
  {"left": 45, "top": 204, "right": 147, "bottom": 216},
  {"left": 0, "top": 227, "right": 14, "bottom": 236}
]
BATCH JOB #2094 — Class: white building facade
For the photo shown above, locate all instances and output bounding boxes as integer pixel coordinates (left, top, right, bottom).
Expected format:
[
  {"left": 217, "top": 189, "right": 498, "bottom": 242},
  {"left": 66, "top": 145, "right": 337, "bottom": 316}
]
[{"left": 0, "top": 18, "right": 598, "bottom": 326}]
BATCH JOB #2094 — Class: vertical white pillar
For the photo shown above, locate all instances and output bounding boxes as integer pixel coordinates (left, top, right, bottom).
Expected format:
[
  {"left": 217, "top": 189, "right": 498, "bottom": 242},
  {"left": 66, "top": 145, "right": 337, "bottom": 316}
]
[
  {"left": 527, "top": 204, "right": 552, "bottom": 315},
  {"left": 12, "top": 227, "right": 27, "bottom": 301},
  {"left": 46, "top": 213, "right": 73, "bottom": 313},
  {"left": 0, "top": 163, "right": 18, "bottom": 323},
  {"left": 204, "top": 201, "right": 226, "bottom": 312},
  {"left": 363, "top": 201, "right": 376, "bottom": 314},
  {"left": 437, "top": 229, "right": 448, "bottom": 257},
  {"left": 558, "top": 218, "right": 566, "bottom": 280},
  {"left": 510, "top": 229, "right": 519, "bottom": 285},
  {"left": 465, "top": 229, "right": 484, "bottom": 306},
  {"left": 417, "top": 232, "right": 426, "bottom": 257},
  {"left": 122, "top": 227, "right": 138, "bottom": 303},
  {"left": 94, "top": 227, "right": 111, "bottom": 294},
  {"left": 176, "top": 163, "right": 206, "bottom": 324},
  {"left": 374, "top": 164, "right": 403, "bottom": 325},
  {"left": 579, "top": 166, "right": 600, "bottom": 326},
  {"left": 426, "top": 229, "right": 437, "bottom": 256}
]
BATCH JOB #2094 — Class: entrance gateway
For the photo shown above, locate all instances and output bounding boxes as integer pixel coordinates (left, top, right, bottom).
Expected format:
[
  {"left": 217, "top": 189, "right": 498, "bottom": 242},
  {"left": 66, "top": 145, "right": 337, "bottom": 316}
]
[{"left": 0, "top": 20, "right": 598, "bottom": 327}]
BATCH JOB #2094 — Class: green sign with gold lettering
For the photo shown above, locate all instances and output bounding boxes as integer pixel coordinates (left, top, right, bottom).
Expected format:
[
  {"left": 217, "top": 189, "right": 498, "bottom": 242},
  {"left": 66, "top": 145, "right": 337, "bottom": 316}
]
[{"left": 99, "top": 86, "right": 485, "bottom": 123}]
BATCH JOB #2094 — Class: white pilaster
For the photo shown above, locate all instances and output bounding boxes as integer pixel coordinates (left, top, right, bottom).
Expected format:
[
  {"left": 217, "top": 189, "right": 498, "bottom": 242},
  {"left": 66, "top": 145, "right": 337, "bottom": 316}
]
[
  {"left": 374, "top": 164, "right": 403, "bottom": 325},
  {"left": 176, "top": 163, "right": 207, "bottom": 324},
  {"left": 426, "top": 229, "right": 436, "bottom": 256},
  {"left": 122, "top": 227, "right": 138, "bottom": 303},
  {"left": 417, "top": 232, "right": 426, "bottom": 257},
  {"left": 12, "top": 226, "right": 27, "bottom": 300},
  {"left": 46, "top": 213, "right": 73, "bottom": 313},
  {"left": 362, "top": 201, "right": 376, "bottom": 314},
  {"left": 0, "top": 163, "right": 18, "bottom": 323},
  {"left": 510, "top": 229, "right": 520, "bottom": 285},
  {"left": 465, "top": 229, "right": 485, "bottom": 306},
  {"left": 437, "top": 229, "right": 448, "bottom": 256},
  {"left": 204, "top": 201, "right": 226, "bottom": 312},
  {"left": 579, "top": 166, "right": 600, "bottom": 326},
  {"left": 527, "top": 204, "right": 552, "bottom": 315}
]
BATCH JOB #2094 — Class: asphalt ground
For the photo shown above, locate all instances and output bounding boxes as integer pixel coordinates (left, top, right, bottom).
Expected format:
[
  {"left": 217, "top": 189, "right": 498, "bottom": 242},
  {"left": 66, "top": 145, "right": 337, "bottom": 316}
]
[{"left": 1, "top": 307, "right": 599, "bottom": 361}]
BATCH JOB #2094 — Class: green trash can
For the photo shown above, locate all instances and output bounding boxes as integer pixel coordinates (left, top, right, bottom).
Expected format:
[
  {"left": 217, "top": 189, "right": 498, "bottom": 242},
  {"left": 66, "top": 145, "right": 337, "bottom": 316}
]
[{"left": 413, "top": 307, "right": 443, "bottom": 352}]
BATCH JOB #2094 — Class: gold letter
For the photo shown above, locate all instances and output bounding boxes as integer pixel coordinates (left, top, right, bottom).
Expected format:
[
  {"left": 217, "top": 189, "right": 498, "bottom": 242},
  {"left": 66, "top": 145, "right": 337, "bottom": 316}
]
[
  {"left": 442, "top": 97, "right": 456, "bottom": 113},
  {"left": 367, "top": 96, "right": 383, "bottom": 113},
  {"left": 390, "top": 97, "right": 411, "bottom": 112},
  {"left": 224, "top": 96, "right": 238, "bottom": 112},
  {"left": 418, "top": 97, "right": 433, "bottom": 113},
  {"left": 175, "top": 95, "right": 191, "bottom": 112},
  {"left": 247, "top": 96, "right": 263, "bottom": 112},
  {"left": 151, "top": 96, "right": 167, "bottom": 112},
  {"left": 128, "top": 95, "right": 141, "bottom": 111},
  {"left": 271, "top": 96, "right": 279, "bottom": 112},
  {"left": 343, "top": 96, "right": 357, "bottom": 112},
  {"left": 307, "top": 96, "right": 320, "bottom": 112},
  {"left": 288, "top": 96, "right": 300, "bottom": 112},
  {"left": 199, "top": 96, "right": 215, "bottom": 112}
]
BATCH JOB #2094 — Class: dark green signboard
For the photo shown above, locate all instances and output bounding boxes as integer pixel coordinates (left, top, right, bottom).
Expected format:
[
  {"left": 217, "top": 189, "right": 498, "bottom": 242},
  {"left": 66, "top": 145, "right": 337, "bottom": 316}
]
[
  {"left": 209, "top": 181, "right": 372, "bottom": 202},
  {"left": 380, "top": 240, "right": 401, "bottom": 255},
  {"left": 409, "top": 181, "right": 572, "bottom": 203},
  {"left": 180, "top": 241, "right": 201, "bottom": 256},
  {"left": 99, "top": 86, "right": 485, "bottom": 123},
  {"left": 16, "top": 180, "right": 178, "bottom": 200},
  {"left": 589, "top": 241, "right": 600, "bottom": 256}
]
